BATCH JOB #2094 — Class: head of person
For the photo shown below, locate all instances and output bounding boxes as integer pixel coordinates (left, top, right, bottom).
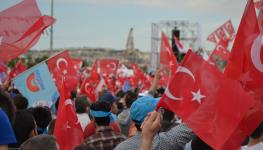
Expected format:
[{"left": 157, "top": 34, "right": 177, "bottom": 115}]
[
  {"left": 31, "top": 106, "right": 52, "bottom": 135},
  {"left": 13, "top": 94, "right": 28, "bottom": 110},
  {"left": 13, "top": 110, "right": 37, "bottom": 147},
  {"left": 124, "top": 91, "right": 138, "bottom": 108},
  {"left": 99, "top": 91, "right": 119, "bottom": 114},
  {"left": 160, "top": 108, "right": 176, "bottom": 132},
  {"left": 250, "top": 122, "right": 263, "bottom": 140},
  {"left": 186, "top": 136, "right": 212, "bottom": 150},
  {"left": 75, "top": 95, "right": 90, "bottom": 114},
  {"left": 130, "top": 96, "right": 159, "bottom": 131},
  {"left": 0, "top": 90, "right": 15, "bottom": 123},
  {"left": 20, "top": 135, "right": 59, "bottom": 150},
  {"left": 90, "top": 101, "right": 112, "bottom": 126}
]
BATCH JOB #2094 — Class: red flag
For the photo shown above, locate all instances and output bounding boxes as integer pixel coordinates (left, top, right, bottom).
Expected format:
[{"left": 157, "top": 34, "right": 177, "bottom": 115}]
[
  {"left": 207, "top": 33, "right": 218, "bottom": 44},
  {"left": 255, "top": 0, "right": 263, "bottom": 10},
  {"left": 0, "top": 62, "right": 7, "bottom": 73},
  {"left": 174, "top": 36, "right": 186, "bottom": 53},
  {"left": 54, "top": 80, "right": 83, "bottom": 150},
  {"left": 208, "top": 39, "right": 230, "bottom": 62},
  {"left": 215, "top": 27, "right": 227, "bottom": 41},
  {"left": 157, "top": 50, "right": 256, "bottom": 150},
  {"left": 80, "top": 78, "right": 97, "bottom": 102},
  {"left": 157, "top": 50, "right": 222, "bottom": 119},
  {"left": 0, "top": 0, "right": 55, "bottom": 62},
  {"left": 47, "top": 51, "right": 79, "bottom": 91},
  {"left": 224, "top": 0, "right": 263, "bottom": 98},
  {"left": 8, "top": 60, "right": 27, "bottom": 79},
  {"left": 223, "top": 20, "right": 235, "bottom": 37},
  {"left": 224, "top": 0, "right": 263, "bottom": 147},
  {"left": 71, "top": 58, "right": 83, "bottom": 72},
  {"left": 98, "top": 59, "right": 119, "bottom": 76},
  {"left": 160, "top": 32, "right": 178, "bottom": 74}
]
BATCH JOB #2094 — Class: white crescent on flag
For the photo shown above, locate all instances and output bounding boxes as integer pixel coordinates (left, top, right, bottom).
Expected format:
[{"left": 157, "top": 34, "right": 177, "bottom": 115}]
[
  {"left": 56, "top": 58, "right": 68, "bottom": 70},
  {"left": 251, "top": 35, "right": 263, "bottom": 73}
]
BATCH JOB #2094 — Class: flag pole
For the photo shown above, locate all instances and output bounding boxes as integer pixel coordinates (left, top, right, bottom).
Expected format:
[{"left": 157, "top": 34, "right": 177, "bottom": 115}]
[{"left": 50, "top": 0, "right": 54, "bottom": 51}]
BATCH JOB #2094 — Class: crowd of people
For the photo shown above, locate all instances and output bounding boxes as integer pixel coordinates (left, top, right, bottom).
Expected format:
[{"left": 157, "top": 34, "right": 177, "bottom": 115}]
[{"left": 0, "top": 69, "right": 263, "bottom": 150}]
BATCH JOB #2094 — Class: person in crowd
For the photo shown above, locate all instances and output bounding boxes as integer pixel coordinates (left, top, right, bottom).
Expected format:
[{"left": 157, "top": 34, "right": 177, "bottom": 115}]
[
  {"left": 160, "top": 109, "right": 178, "bottom": 132},
  {"left": 10, "top": 110, "right": 37, "bottom": 148},
  {"left": 75, "top": 95, "right": 91, "bottom": 131},
  {"left": 13, "top": 94, "right": 28, "bottom": 111},
  {"left": 241, "top": 122, "right": 263, "bottom": 150},
  {"left": 0, "top": 108, "right": 17, "bottom": 150},
  {"left": 117, "top": 91, "right": 137, "bottom": 136},
  {"left": 0, "top": 90, "right": 15, "bottom": 123},
  {"left": 84, "top": 92, "right": 121, "bottom": 138},
  {"left": 20, "top": 135, "right": 59, "bottom": 150},
  {"left": 114, "top": 96, "right": 194, "bottom": 150},
  {"left": 78, "top": 101, "right": 126, "bottom": 149},
  {"left": 183, "top": 136, "right": 212, "bottom": 150},
  {"left": 31, "top": 106, "right": 52, "bottom": 135}
]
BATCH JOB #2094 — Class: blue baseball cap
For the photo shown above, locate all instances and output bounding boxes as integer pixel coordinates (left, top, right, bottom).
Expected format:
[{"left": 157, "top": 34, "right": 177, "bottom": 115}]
[
  {"left": 99, "top": 92, "right": 119, "bottom": 104},
  {"left": 130, "top": 96, "right": 160, "bottom": 125}
]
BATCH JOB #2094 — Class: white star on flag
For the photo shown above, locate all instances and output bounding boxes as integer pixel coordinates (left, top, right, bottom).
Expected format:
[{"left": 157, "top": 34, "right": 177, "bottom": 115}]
[{"left": 191, "top": 89, "right": 206, "bottom": 104}]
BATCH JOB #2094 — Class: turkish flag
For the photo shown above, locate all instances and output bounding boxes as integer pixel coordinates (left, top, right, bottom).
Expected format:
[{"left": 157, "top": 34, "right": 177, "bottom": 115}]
[
  {"left": 224, "top": 0, "right": 263, "bottom": 98},
  {"left": 160, "top": 32, "right": 178, "bottom": 74},
  {"left": 157, "top": 50, "right": 223, "bottom": 119},
  {"left": 80, "top": 78, "right": 97, "bottom": 102},
  {"left": 130, "top": 63, "right": 146, "bottom": 87},
  {"left": 71, "top": 58, "right": 83, "bottom": 72},
  {"left": 208, "top": 39, "right": 230, "bottom": 62},
  {"left": 207, "top": 33, "right": 218, "bottom": 44},
  {"left": 223, "top": 20, "right": 235, "bottom": 37},
  {"left": 8, "top": 60, "right": 27, "bottom": 79},
  {"left": 0, "top": 62, "right": 8, "bottom": 73},
  {"left": 47, "top": 51, "right": 79, "bottom": 91},
  {"left": 98, "top": 59, "right": 119, "bottom": 76},
  {"left": 224, "top": 0, "right": 263, "bottom": 148},
  {"left": 215, "top": 27, "right": 227, "bottom": 41},
  {"left": 54, "top": 80, "right": 83, "bottom": 150},
  {"left": 0, "top": 0, "right": 55, "bottom": 62},
  {"left": 157, "top": 50, "right": 256, "bottom": 150}
]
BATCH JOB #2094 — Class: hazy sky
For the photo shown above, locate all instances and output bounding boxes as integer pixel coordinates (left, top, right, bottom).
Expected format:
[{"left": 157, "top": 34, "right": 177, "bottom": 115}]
[{"left": 1, "top": 0, "right": 247, "bottom": 51}]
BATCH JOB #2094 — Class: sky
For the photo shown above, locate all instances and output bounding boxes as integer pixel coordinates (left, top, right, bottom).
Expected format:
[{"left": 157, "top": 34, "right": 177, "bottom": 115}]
[{"left": 0, "top": 0, "right": 247, "bottom": 52}]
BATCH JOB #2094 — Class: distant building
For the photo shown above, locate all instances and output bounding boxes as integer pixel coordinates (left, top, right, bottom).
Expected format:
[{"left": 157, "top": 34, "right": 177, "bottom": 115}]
[{"left": 26, "top": 48, "right": 150, "bottom": 66}]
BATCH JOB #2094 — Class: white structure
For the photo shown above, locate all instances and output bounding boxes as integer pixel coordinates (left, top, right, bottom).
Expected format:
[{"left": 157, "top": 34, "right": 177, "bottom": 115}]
[{"left": 150, "top": 20, "right": 201, "bottom": 70}]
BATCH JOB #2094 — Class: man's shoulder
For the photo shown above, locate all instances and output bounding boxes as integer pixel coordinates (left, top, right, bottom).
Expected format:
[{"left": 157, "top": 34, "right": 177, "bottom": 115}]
[{"left": 114, "top": 134, "right": 141, "bottom": 150}]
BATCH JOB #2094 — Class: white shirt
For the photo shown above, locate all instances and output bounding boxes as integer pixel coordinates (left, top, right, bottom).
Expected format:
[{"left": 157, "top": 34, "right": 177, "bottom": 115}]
[
  {"left": 77, "top": 113, "right": 90, "bottom": 131},
  {"left": 242, "top": 142, "right": 263, "bottom": 150}
]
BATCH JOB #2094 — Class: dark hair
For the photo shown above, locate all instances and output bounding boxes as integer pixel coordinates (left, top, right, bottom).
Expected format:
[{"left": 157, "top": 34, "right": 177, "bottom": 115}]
[
  {"left": 75, "top": 95, "right": 90, "bottom": 114},
  {"left": 48, "top": 119, "right": 56, "bottom": 135},
  {"left": 160, "top": 109, "right": 176, "bottom": 132},
  {"left": 134, "top": 123, "right": 142, "bottom": 132},
  {"left": 13, "top": 94, "right": 28, "bottom": 110},
  {"left": 20, "top": 135, "right": 59, "bottom": 150},
  {"left": 71, "top": 90, "right": 77, "bottom": 100},
  {"left": 13, "top": 110, "right": 36, "bottom": 147},
  {"left": 116, "top": 90, "right": 125, "bottom": 98},
  {"left": 251, "top": 122, "right": 263, "bottom": 139},
  {"left": 191, "top": 136, "right": 213, "bottom": 150},
  {"left": 125, "top": 91, "right": 137, "bottom": 108},
  {"left": 0, "top": 90, "right": 15, "bottom": 123},
  {"left": 55, "top": 96, "right": 60, "bottom": 111},
  {"left": 32, "top": 106, "right": 52, "bottom": 133},
  {"left": 90, "top": 101, "right": 111, "bottom": 126}
]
